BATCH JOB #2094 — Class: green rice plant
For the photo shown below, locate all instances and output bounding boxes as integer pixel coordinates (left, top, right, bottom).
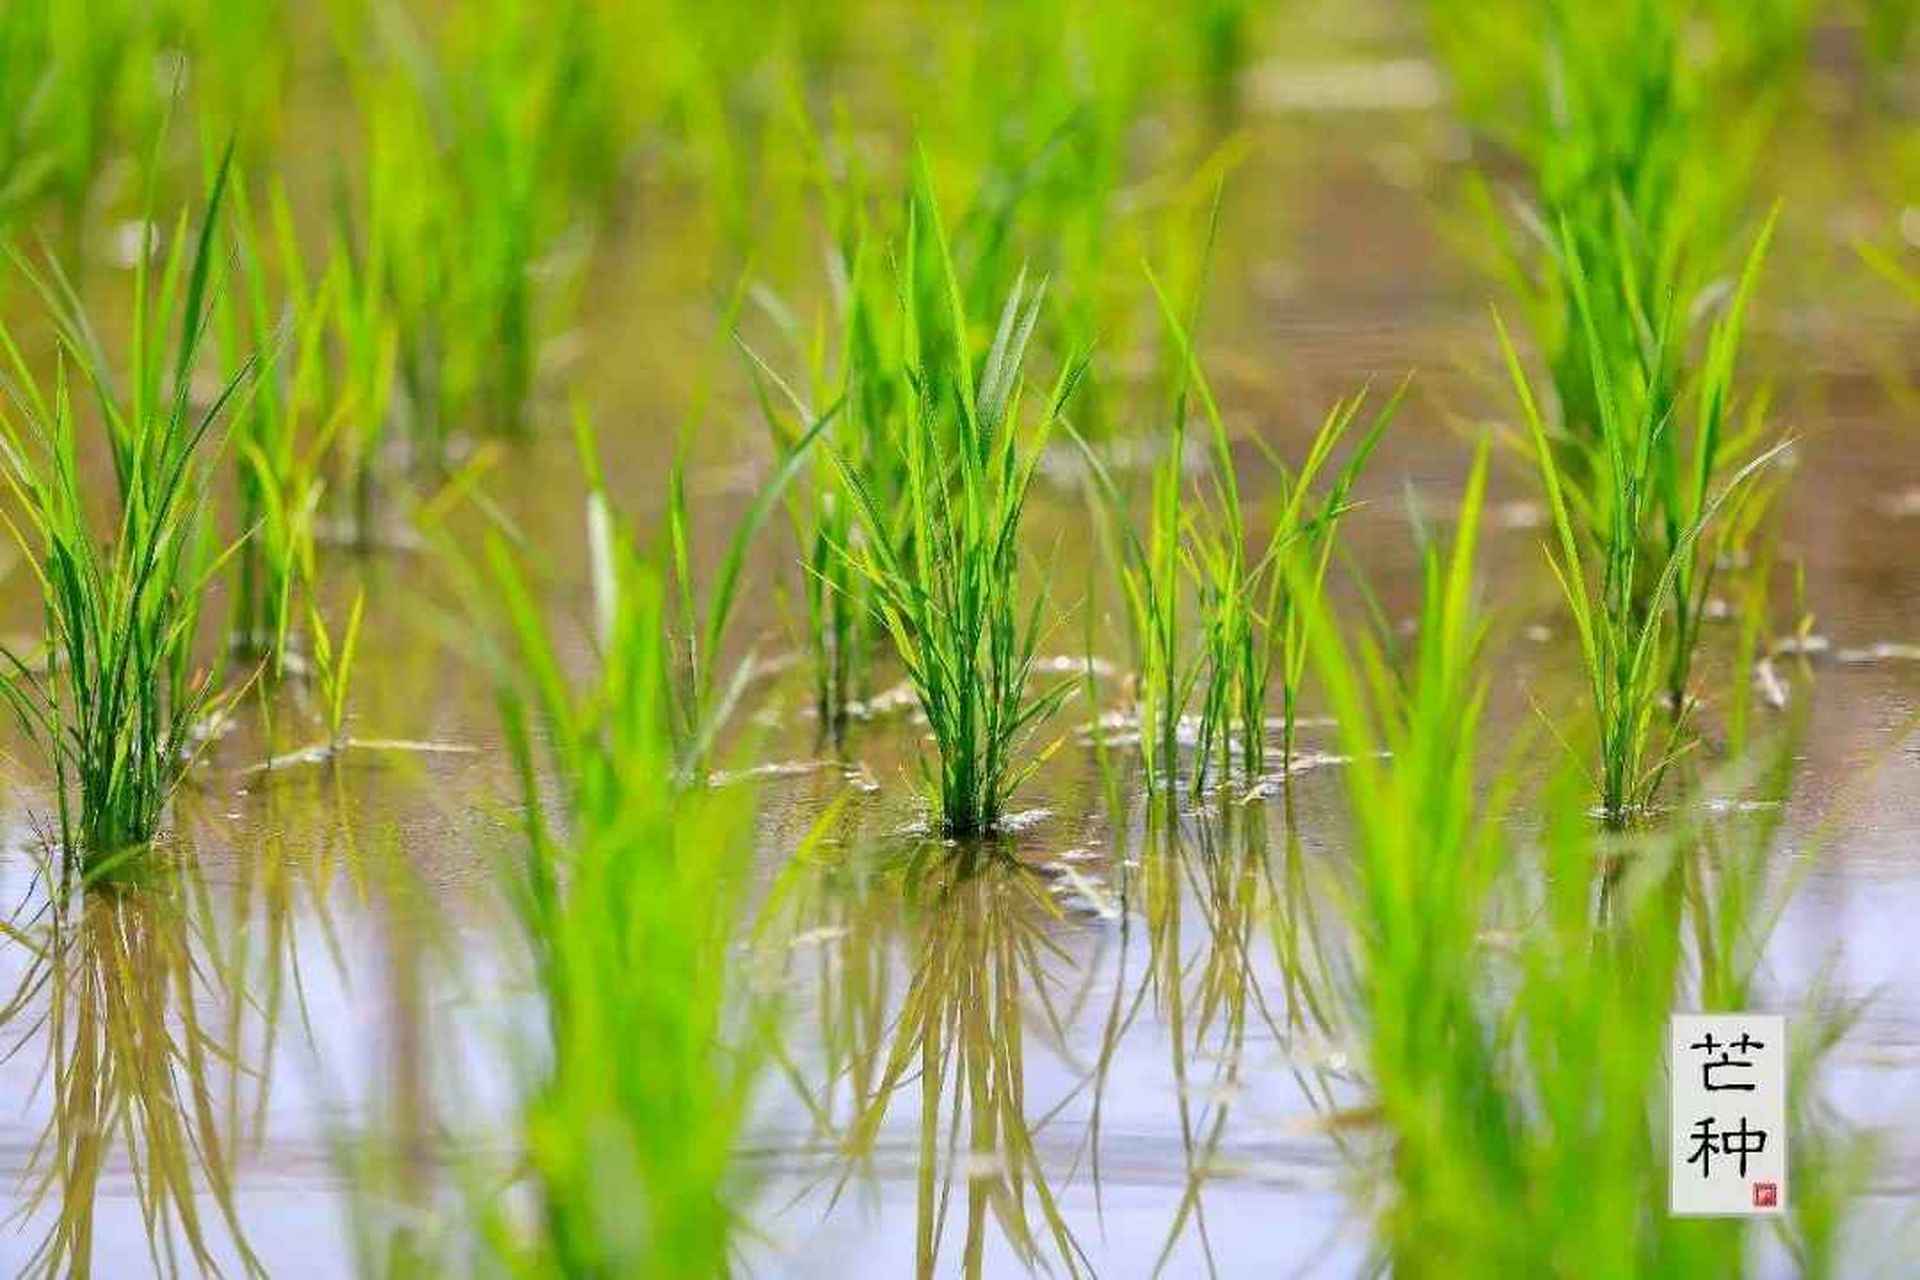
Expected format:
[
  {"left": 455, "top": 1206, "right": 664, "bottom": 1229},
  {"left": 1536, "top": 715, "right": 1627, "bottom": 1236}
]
[
  {"left": 0, "top": 0, "right": 155, "bottom": 233},
  {"left": 1189, "top": 0, "right": 1255, "bottom": 123},
  {"left": 0, "top": 151, "right": 251, "bottom": 861},
  {"left": 832, "top": 165, "right": 1089, "bottom": 837},
  {"left": 1434, "top": 0, "right": 1805, "bottom": 714},
  {"left": 1073, "top": 387, "right": 1193, "bottom": 788},
  {"left": 1859, "top": 238, "right": 1920, "bottom": 309},
  {"left": 1497, "top": 220, "right": 1788, "bottom": 827},
  {"left": 332, "top": 0, "right": 604, "bottom": 463},
  {"left": 1303, "top": 441, "right": 1512, "bottom": 1270},
  {"left": 1074, "top": 271, "right": 1394, "bottom": 792},
  {"left": 660, "top": 404, "right": 836, "bottom": 780},
  {"left": 217, "top": 177, "right": 347, "bottom": 668},
  {"left": 738, "top": 140, "right": 908, "bottom": 737},
  {"left": 471, "top": 479, "right": 775, "bottom": 1278},
  {"left": 1167, "top": 303, "right": 1396, "bottom": 788},
  {"left": 1069, "top": 196, "right": 1225, "bottom": 790},
  {"left": 323, "top": 178, "right": 400, "bottom": 550},
  {"left": 306, "top": 586, "right": 365, "bottom": 755},
  {"left": 1306, "top": 440, "right": 1853, "bottom": 1274},
  {"left": 165, "top": 0, "right": 294, "bottom": 168}
]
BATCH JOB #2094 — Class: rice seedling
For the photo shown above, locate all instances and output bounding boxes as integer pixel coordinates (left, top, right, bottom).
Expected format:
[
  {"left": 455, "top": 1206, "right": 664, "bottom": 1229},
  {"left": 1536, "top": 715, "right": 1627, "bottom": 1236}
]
[
  {"left": 322, "top": 178, "right": 400, "bottom": 550},
  {"left": 1859, "top": 238, "right": 1920, "bottom": 309},
  {"left": 661, "top": 404, "right": 837, "bottom": 780},
  {"left": 832, "top": 162, "right": 1088, "bottom": 837},
  {"left": 1434, "top": 0, "right": 1803, "bottom": 713},
  {"left": 0, "top": 1, "right": 154, "bottom": 233},
  {"left": 1496, "top": 217, "right": 1789, "bottom": 828},
  {"left": 1170, "top": 306, "right": 1397, "bottom": 790},
  {"left": 217, "top": 176, "right": 347, "bottom": 669},
  {"left": 738, "top": 133, "right": 908, "bottom": 737},
  {"left": 0, "top": 149, "right": 252, "bottom": 861},
  {"left": 1305, "top": 440, "right": 1853, "bottom": 1275},
  {"left": 1074, "top": 389, "right": 1192, "bottom": 787},
  {"left": 331, "top": 0, "right": 606, "bottom": 463},
  {"left": 305, "top": 586, "right": 366, "bottom": 755},
  {"left": 1075, "top": 242, "right": 1394, "bottom": 792},
  {"left": 1069, "top": 198, "right": 1223, "bottom": 790},
  {"left": 470, "top": 477, "right": 778, "bottom": 1278}
]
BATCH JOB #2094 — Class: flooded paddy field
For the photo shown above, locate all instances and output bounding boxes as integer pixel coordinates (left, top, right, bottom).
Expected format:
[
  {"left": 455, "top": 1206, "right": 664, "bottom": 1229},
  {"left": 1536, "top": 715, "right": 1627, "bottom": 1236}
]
[{"left": 0, "top": 1, "right": 1916, "bottom": 1276}]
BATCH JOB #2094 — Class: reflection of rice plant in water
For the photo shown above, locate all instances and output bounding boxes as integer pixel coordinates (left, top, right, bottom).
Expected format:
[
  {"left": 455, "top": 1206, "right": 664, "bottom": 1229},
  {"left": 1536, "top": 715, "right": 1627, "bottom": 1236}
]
[
  {"left": 0, "top": 151, "right": 250, "bottom": 861},
  {"left": 839, "top": 845, "right": 1091, "bottom": 1279},
  {"left": 833, "top": 162, "right": 1088, "bottom": 837},
  {"left": 1, "top": 867, "right": 264, "bottom": 1279}
]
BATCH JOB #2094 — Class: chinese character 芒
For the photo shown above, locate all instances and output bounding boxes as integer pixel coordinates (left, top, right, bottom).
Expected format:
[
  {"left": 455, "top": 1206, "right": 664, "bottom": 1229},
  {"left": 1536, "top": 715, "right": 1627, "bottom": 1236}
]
[
  {"left": 1686, "top": 1115, "right": 1768, "bottom": 1179},
  {"left": 1689, "top": 1029, "right": 1764, "bottom": 1092}
]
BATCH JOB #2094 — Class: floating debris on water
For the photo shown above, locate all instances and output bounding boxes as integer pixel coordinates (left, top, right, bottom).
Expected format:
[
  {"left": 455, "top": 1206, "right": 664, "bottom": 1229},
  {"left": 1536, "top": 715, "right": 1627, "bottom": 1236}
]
[
  {"left": 1754, "top": 656, "right": 1790, "bottom": 710},
  {"left": 1240, "top": 752, "right": 1377, "bottom": 801},
  {"left": 1835, "top": 642, "right": 1920, "bottom": 665}
]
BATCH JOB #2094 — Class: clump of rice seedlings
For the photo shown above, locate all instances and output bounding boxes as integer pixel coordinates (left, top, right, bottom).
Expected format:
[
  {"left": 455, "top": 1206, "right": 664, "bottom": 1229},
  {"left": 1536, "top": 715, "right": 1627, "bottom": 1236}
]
[
  {"left": 217, "top": 177, "right": 345, "bottom": 668},
  {"left": 1076, "top": 250, "right": 1393, "bottom": 793},
  {"left": 0, "top": 1, "right": 156, "bottom": 233},
  {"left": 1307, "top": 442, "right": 1855, "bottom": 1272},
  {"left": 469, "top": 475, "right": 777, "bottom": 1277},
  {"left": 660, "top": 404, "right": 835, "bottom": 780},
  {"left": 0, "top": 152, "right": 251, "bottom": 861},
  {"left": 1497, "top": 219, "right": 1788, "bottom": 828},
  {"left": 1434, "top": 0, "right": 1804, "bottom": 709},
  {"left": 738, "top": 136, "right": 905, "bottom": 738},
  {"left": 833, "top": 165, "right": 1088, "bottom": 837},
  {"left": 332, "top": 0, "right": 606, "bottom": 464},
  {"left": 1166, "top": 292, "right": 1396, "bottom": 789},
  {"left": 1069, "top": 195, "right": 1225, "bottom": 789},
  {"left": 322, "top": 180, "right": 400, "bottom": 550},
  {"left": 1304, "top": 443, "right": 1510, "bottom": 1273},
  {"left": 1074, "top": 382, "right": 1192, "bottom": 787}
]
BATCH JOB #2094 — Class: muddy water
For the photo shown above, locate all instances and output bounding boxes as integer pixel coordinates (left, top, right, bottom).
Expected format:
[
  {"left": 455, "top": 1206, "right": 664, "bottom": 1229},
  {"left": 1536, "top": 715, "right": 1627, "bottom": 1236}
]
[{"left": 2, "top": 40, "right": 1919, "bottom": 1280}]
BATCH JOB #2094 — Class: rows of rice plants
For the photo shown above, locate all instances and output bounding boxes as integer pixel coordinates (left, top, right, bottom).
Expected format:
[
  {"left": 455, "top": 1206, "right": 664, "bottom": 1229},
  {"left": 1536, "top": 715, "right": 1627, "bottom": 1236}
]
[{"left": 0, "top": 0, "right": 1901, "bottom": 1273}]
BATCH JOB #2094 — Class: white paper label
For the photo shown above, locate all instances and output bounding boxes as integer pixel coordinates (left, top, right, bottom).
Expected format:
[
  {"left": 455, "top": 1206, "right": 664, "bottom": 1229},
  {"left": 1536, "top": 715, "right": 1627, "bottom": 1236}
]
[{"left": 1670, "top": 1013, "right": 1787, "bottom": 1216}]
